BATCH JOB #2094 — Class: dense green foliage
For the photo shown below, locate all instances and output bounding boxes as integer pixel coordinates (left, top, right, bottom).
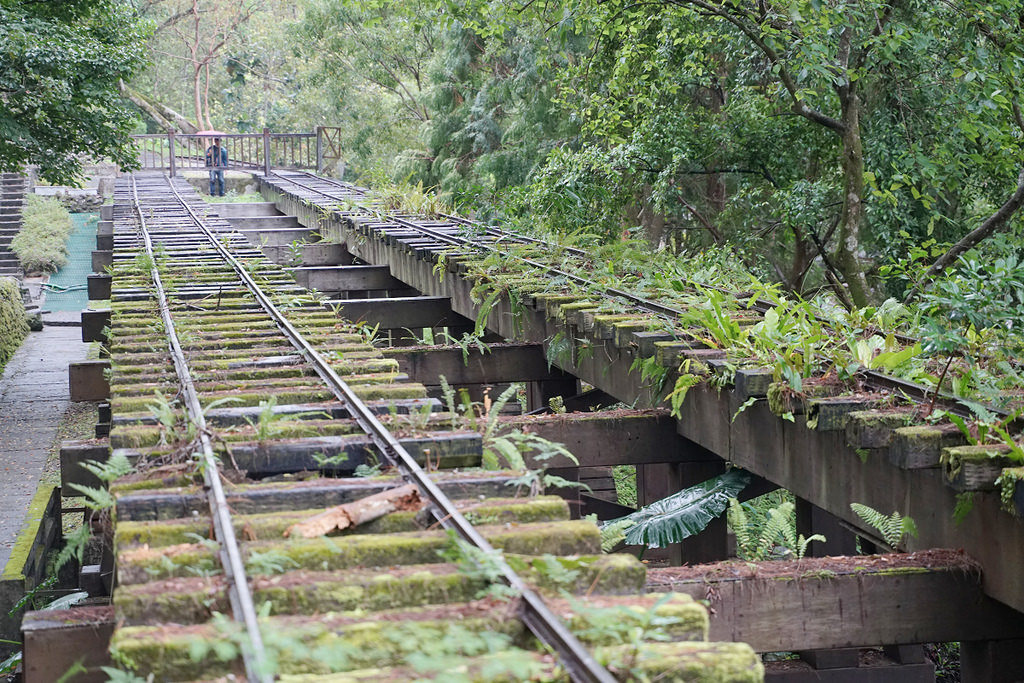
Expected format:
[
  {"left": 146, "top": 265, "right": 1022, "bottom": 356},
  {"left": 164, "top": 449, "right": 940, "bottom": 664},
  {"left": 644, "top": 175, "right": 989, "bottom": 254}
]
[
  {"left": 128, "top": 1, "right": 1024, "bottom": 306},
  {"left": 12, "top": 196, "right": 73, "bottom": 274},
  {"left": 0, "top": 276, "right": 28, "bottom": 371},
  {"left": 0, "top": 0, "right": 149, "bottom": 184}
]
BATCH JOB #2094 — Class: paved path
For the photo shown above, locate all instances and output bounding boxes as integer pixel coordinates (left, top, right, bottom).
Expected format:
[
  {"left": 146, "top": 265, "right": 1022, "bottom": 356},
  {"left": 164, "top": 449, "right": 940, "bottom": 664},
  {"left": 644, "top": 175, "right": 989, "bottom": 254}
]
[{"left": 0, "top": 318, "right": 87, "bottom": 572}]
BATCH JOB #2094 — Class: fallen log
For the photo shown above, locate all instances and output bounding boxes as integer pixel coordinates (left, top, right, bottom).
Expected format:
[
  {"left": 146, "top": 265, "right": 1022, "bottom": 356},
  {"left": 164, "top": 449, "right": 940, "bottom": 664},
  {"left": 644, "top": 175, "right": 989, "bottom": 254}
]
[{"left": 285, "top": 484, "right": 423, "bottom": 538}]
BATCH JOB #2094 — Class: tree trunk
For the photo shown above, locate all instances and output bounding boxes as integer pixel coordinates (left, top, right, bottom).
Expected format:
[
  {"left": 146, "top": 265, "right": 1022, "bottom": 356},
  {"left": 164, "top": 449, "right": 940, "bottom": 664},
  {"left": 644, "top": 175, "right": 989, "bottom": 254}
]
[
  {"left": 119, "top": 82, "right": 199, "bottom": 133},
  {"left": 832, "top": 87, "right": 872, "bottom": 307}
]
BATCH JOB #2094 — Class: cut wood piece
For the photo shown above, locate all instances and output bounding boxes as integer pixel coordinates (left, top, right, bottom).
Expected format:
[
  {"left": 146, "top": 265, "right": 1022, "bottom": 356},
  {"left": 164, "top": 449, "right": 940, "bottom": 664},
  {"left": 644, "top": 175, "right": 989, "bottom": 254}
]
[{"left": 285, "top": 484, "right": 423, "bottom": 538}]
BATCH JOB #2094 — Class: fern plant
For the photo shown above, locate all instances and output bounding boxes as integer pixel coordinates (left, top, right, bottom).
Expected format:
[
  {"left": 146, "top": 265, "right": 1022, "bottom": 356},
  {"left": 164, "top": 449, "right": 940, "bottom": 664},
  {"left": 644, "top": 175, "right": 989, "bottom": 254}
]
[
  {"left": 602, "top": 469, "right": 750, "bottom": 549},
  {"left": 729, "top": 498, "right": 826, "bottom": 560},
  {"left": 849, "top": 502, "right": 918, "bottom": 550}
]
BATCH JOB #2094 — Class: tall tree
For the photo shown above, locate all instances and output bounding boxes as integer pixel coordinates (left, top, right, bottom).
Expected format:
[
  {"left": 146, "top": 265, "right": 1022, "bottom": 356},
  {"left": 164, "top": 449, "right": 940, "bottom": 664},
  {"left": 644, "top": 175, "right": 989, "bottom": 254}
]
[{"left": 0, "top": 0, "right": 149, "bottom": 184}]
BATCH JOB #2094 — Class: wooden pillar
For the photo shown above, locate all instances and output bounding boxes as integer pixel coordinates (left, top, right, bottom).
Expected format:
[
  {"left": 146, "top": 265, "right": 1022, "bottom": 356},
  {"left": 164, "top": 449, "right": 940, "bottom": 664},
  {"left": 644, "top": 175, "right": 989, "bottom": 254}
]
[
  {"left": 794, "top": 498, "right": 860, "bottom": 557},
  {"left": 962, "top": 639, "right": 1024, "bottom": 682},
  {"left": 637, "top": 454, "right": 730, "bottom": 566},
  {"left": 525, "top": 371, "right": 578, "bottom": 412}
]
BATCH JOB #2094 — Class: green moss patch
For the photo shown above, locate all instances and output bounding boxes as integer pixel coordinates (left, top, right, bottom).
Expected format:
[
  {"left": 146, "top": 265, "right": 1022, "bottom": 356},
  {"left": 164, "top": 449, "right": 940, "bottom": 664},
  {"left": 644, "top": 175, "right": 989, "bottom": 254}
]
[
  {"left": 0, "top": 277, "right": 28, "bottom": 370},
  {"left": 117, "top": 520, "right": 601, "bottom": 584}
]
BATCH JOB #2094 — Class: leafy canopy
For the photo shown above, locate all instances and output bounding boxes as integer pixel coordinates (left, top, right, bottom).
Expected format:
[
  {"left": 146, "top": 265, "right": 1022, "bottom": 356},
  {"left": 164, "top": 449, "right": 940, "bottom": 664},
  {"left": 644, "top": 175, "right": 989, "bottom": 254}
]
[{"left": 0, "top": 0, "right": 149, "bottom": 184}]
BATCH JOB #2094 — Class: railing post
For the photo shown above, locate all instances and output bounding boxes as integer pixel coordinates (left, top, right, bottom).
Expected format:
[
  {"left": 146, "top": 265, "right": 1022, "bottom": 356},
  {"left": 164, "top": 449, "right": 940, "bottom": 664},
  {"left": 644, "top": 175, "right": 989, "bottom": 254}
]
[
  {"left": 168, "top": 130, "right": 177, "bottom": 177},
  {"left": 315, "top": 127, "right": 324, "bottom": 174},
  {"left": 263, "top": 127, "right": 271, "bottom": 176}
]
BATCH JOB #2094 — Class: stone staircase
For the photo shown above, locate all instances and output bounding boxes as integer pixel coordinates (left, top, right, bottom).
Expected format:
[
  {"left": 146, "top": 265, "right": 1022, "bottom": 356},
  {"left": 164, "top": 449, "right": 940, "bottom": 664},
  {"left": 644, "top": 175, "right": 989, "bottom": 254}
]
[{"left": 0, "top": 173, "right": 27, "bottom": 278}]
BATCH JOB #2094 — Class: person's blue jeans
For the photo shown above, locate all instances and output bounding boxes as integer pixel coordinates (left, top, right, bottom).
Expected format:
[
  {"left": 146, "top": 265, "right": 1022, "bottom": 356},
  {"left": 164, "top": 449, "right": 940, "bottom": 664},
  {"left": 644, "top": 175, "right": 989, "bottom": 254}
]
[{"left": 209, "top": 169, "right": 224, "bottom": 196}]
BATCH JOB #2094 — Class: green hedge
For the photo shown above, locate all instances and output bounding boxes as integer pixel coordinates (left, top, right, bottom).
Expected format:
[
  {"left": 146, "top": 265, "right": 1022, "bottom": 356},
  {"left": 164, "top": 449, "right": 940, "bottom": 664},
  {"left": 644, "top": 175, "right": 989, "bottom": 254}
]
[
  {"left": 0, "top": 277, "right": 28, "bottom": 369},
  {"left": 11, "top": 195, "right": 72, "bottom": 274}
]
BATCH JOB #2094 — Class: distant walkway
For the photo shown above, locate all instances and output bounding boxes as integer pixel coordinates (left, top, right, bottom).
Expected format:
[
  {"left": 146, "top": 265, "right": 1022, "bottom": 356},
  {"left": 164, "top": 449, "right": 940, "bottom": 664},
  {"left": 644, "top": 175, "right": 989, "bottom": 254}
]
[{"left": 0, "top": 319, "right": 88, "bottom": 572}]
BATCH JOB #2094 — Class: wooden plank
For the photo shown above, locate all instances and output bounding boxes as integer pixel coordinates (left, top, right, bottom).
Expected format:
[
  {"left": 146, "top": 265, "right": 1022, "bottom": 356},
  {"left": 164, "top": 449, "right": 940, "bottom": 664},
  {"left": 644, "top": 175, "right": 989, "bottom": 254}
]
[
  {"left": 23, "top": 606, "right": 115, "bottom": 683},
  {"left": 647, "top": 550, "right": 1024, "bottom": 652},
  {"left": 115, "top": 471, "right": 524, "bottom": 522},
  {"left": 384, "top": 343, "right": 555, "bottom": 385},
  {"left": 87, "top": 274, "right": 111, "bottom": 301},
  {"left": 504, "top": 410, "right": 691, "bottom": 468},
  {"left": 81, "top": 309, "right": 110, "bottom": 343},
  {"left": 293, "top": 264, "right": 404, "bottom": 292},
  {"left": 69, "top": 360, "right": 110, "bottom": 402},
  {"left": 326, "top": 296, "right": 473, "bottom": 329}
]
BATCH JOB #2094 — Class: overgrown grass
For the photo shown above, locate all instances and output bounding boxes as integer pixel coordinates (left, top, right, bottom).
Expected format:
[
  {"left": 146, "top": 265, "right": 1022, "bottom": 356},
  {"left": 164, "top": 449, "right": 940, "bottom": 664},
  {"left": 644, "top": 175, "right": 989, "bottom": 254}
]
[
  {"left": 0, "top": 276, "right": 28, "bottom": 372},
  {"left": 11, "top": 195, "right": 72, "bottom": 274}
]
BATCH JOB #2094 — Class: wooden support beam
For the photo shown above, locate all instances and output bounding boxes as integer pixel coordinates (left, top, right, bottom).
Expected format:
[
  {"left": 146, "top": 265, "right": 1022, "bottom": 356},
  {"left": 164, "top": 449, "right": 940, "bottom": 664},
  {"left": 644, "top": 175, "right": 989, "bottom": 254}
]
[
  {"left": 23, "top": 606, "right": 114, "bottom": 683},
  {"left": 647, "top": 549, "right": 1024, "bottom": 653},
  {"left": 61, "top": 440, "right": 110, "bottom": 491},
  {"left": 384, "top": 343, "right": 554, "bottom": 385},
  {"left": 87, "top": 274, "right": 111, "bottom": 301},
  {"left": 293, "top": 265, "right": 404, "bottom": 292},
  {"left": 81, "top": 309, "right": 110, "bottom": 343},
  {"left": 91, "top": 250, "right": 112, "bottom": 272},
  {"left": 261, "top": 242, "right": 351, "bottom": 267},
  {"left": 503, "top": 410, "right": 690, "bottom": 468},
  {"left": 69, "top": 360, "right": 110, "bottom": 402},
  {"left": 236, "top": 226, "right": 315, "bottom": 246},
  {"left": 327, "top": 296, "right": 473, "bottom": 330}
]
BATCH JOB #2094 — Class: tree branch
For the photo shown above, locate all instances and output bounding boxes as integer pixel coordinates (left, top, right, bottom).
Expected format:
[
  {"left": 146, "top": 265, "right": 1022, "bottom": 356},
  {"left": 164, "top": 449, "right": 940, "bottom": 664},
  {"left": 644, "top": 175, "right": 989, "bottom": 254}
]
[
  {"left": 664, "top": 0, "right": 846, "bottom": 133},
  {"left": 906, "top": 168, "right": 1024, "bottom": 302}
]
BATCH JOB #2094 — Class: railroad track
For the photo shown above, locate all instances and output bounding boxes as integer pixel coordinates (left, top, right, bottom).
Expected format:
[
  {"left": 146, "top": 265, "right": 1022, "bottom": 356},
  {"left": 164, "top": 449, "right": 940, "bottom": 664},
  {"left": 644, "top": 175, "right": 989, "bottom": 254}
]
[
  {"left": 99, "top": 173, "right": 763, "bottom": 682},
  {"left": 257, "top": 170, "right": 1024, "bottom": 529}
]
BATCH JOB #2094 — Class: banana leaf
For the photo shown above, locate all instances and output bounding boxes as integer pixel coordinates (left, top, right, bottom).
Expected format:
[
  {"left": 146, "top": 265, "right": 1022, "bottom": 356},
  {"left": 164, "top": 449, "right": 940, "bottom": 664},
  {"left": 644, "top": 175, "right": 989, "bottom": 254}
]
[{"left": 603, "top": 469, "right": 751, "bottom": 548}]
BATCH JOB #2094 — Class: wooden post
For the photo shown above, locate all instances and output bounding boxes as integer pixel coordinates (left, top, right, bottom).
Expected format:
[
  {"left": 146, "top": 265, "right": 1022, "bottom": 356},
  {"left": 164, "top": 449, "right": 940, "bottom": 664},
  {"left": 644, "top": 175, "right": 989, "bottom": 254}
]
[
  {"left": 316, "top": 126, "right": 324, "bottom": 174},
  {"left": 263, "top": 127, "right": 271, "bottom": 176},
  {"left": 168, "top": 130, "right": 176, "bottom": 177}
]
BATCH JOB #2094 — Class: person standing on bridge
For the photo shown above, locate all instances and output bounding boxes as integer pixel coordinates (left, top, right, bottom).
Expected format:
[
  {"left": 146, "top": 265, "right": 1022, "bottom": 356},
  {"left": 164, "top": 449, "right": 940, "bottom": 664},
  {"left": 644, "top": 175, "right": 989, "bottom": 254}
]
[{"left": 206, "top": 137, "right": 227, "bottom": 196}]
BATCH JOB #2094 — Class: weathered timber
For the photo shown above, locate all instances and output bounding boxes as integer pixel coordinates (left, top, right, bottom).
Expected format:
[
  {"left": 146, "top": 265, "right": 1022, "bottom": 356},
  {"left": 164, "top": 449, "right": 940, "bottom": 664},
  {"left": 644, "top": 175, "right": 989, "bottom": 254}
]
[
  {"left": 113, "top": 554, "right": 645, "bottom": 625},
  {"left": 61, "top": 440, "right": 111, "bottom": 491},
  {"left": 81, "top": 309, "right": 111, "bottom": 343},
  {"left": 22, "top": 606, "right": 115, "bottom": 683},
  {"left": 117, "top": 520, "right": 601, "bottom": 584},
  {"left": 722, "top": 397, "right": 1024, "bottom": 615},
  {"left": 113, "top": 471, "right": 530, "bottom": 521},
  {"left": 116, "top": 496, "right": 569, "bottom": 548},
  {"left": 120, "top": 430, "right": 481, "bottom": 476},
  {"left": 69, "top": 360, "right": 110, "bottom": 402},
  {"left": 646, "top": 550, "right": 1024, "bottom": 652},
  {"left": 91, "top": 250, "right": 112, "bottom": 272},
  {"left": 236, "top": 225, "right": 316, "bottom": 246},
  {"left": 502, "top": 409, "right": 688, "bottom": 468},
  {"left": 383, "top": 342, "right": 556, "bottom": 385},
  {"left": 325, "top": 295, "right": 474, "bottom": 330},
  {"left": 87, "top": 274, "right": 112, "bottom": 300},
  {"left": 292, "top": 265, "right": 404, "bottom": 292}
]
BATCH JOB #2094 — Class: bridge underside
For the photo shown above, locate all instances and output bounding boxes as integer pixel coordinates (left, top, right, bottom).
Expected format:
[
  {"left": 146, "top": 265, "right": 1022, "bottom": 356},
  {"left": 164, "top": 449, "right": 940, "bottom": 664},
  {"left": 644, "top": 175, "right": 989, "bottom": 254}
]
[{"left": 71, "top": 173, "right": 1024, "bottom": 680}]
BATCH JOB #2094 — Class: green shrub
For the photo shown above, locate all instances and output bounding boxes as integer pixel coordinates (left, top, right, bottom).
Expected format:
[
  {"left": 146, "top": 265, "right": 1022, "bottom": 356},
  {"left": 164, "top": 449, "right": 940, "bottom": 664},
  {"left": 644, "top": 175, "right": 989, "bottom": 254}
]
[
  {"left": 0, "top": 277, "right": 28, "bottom": 369},
  {"left": 11, "top": 195, "right": 72, "bottom": 274}
]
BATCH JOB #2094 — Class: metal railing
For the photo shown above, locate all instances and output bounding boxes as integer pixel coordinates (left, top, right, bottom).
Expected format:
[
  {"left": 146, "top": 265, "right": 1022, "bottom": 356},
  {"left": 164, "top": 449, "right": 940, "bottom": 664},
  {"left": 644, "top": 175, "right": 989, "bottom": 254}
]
[{"left": 131, "top": 128, "right": 343, "bottom": 175}]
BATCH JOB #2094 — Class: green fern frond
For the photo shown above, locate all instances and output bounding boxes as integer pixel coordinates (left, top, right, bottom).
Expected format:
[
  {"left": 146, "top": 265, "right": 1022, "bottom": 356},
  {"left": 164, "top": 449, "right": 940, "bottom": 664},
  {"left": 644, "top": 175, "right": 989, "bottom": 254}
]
[{"left": 850, "top": 502, "right": 916, "bottom": 549}]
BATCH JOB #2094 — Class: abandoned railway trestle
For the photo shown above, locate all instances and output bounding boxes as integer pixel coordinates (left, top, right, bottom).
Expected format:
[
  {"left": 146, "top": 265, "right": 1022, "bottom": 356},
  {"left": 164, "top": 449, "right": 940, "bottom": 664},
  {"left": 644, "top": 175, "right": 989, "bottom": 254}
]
[{"left": 21, "top": 168, "right": 1024, "bottom": 682}]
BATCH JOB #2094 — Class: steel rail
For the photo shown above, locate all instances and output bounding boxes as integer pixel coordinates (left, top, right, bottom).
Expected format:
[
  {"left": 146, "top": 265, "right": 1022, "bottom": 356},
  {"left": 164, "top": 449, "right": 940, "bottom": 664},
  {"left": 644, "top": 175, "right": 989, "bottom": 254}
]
[
  {"left": 269, "top": 171, "right": 1021, "bottom": 424},
  {"left": 161, "top": 174, "right": 618, "bottom": 683},
  {"left": 127, "top": 175, "right": 273, "bottom": 683}
]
